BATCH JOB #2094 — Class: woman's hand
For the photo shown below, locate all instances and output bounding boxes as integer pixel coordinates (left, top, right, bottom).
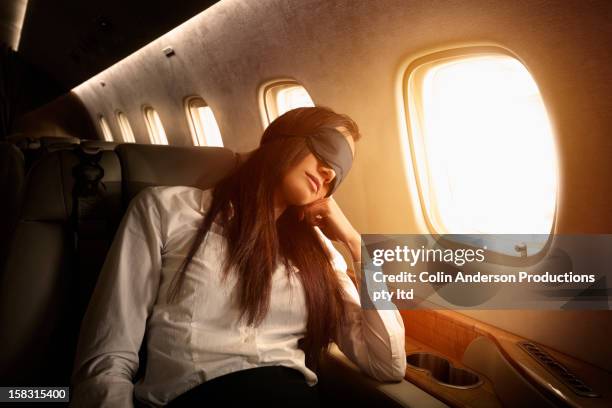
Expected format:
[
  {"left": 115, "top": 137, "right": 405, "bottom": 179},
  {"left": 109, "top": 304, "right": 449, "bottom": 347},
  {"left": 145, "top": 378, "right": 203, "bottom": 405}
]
[{"left": 298, "top": 197, "right": 361, "bottom": 261}]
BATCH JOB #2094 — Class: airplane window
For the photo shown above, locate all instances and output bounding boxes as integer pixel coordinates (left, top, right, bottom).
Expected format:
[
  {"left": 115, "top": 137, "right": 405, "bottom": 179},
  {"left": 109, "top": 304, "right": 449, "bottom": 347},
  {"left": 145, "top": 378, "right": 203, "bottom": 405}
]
[
  {"left": 116, "top": 111, "right": 135, "bottom": 143},
  {"left": 143, "top": 106, "right": 169, "bottom": 145},
  {"left": 98, "top": 115, "right": 113, "bottom": 141},
  {"left": 185, "top": 97, "right": 224, "bottom": 147},
  {"left": 405, "top": 52, "right": 558, "bottom": 254},
  {"left": 260, "top": 81, "right": 314, "bottom": 127}
]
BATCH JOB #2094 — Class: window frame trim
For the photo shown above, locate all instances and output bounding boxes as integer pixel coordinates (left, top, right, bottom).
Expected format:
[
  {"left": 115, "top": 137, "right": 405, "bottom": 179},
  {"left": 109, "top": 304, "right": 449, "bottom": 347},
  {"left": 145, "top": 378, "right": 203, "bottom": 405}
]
[
  {"left": 257, "top": 78, "right": 314, "bottom": 129},
  {"left": 98, "top": 114, "right": 113, "bottom": 142},
  {"left": 142, "top": 105, "right": 168, "bottom": 145},
  {"left": 401, "top": 45, "right": 558, "bottom": 266},
  {"left": 184, "top": 96, "right": 206, "bottom": 146},
  {"left": 115, "top": 110, "right": 135, "bottom": 143},
  {"left": 183, "top": 96, "right": 223, "bottom": 147}
]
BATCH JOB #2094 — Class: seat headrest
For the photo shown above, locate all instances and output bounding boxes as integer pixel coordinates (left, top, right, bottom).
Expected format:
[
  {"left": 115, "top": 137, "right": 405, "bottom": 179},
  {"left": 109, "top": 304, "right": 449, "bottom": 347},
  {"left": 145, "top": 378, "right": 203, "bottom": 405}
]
[
  {"left": 80, "top": 140, "right": 119, "bottom": 151},
  {"left": 115, "top": 144, "right": 239, "bottom": 203},
  {"left": 39, "top": 136, "right": 81, "bottom": 146},
  {"left": 6, "top": 135, "right": 81, "bottom": 151},
  {"left": 21, "top": 149, "right": 121, "bottom": 221}
]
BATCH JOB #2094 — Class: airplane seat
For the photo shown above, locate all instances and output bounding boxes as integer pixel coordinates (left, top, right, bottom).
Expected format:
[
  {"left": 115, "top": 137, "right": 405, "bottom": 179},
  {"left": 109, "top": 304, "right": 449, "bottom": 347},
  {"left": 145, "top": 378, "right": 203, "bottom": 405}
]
[
  {"left": 115, "top": 144, "right": 239, "bottom": 205},
  {"left": 80, "top": 140, "right": 119, "bottom": 151},
  {"left": 0, "top": 143, "right": 26, "bottom": 278},
  {"left": 6, "top": 133, "right": 40, "bottom": 150},
  {"left": 6, "top": 134, "right": 42, "bottom": 170},
  {"left": 5, "top": 134, "right": 81, "bottom": 150},
  {"left": 0, "top": 142, "right": 240, "bottom": 388},
  {"left": 6, "top": 134, "right": 82, "bottom": 171},
  {"left": 39, "top": 136, "right": 82, "bottom": 151},
  {"left": 0, "top": 147, "right": 122, "bottom": 386}
]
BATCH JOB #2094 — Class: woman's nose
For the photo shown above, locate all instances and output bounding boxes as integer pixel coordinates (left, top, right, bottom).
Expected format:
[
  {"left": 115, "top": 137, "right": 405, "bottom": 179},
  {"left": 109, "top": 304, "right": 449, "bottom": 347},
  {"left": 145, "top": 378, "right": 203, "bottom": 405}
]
[{"left": 319, "top": 165, "right": 336, "bottom": 185}]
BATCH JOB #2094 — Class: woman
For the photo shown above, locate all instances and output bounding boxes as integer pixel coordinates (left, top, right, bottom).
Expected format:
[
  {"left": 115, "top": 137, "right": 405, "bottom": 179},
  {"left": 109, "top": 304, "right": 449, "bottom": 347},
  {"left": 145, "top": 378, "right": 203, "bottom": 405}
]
[{"left": 70, "top": 107, "right": 406, "bottom": 407}]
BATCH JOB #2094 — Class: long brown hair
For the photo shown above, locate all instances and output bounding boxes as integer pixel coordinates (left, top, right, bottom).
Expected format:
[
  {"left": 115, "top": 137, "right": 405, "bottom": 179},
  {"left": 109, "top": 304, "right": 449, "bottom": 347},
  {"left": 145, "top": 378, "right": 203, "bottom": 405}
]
[{"left": 166, "top": 106, "right": 361, "bottom": 368}]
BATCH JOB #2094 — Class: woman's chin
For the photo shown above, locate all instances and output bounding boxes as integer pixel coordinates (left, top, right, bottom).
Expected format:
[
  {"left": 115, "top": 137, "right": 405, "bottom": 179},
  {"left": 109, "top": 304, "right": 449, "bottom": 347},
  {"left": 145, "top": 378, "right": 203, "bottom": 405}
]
[
  {"left": 279, "top": 181, "right": 319, "bottom": 207},
  {"left": 289, "top": 197, "right": 316, "bottom": 208},
  {"left": 294, "top": 197, "right": 315, "bottom": 207}
]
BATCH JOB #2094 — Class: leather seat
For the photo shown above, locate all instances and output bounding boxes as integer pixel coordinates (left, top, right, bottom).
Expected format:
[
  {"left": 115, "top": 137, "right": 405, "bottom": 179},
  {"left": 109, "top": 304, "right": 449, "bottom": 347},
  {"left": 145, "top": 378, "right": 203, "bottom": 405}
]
[
  {"left": 115, "top": 143, "right": 238, "bottom": 204},
  {"left": 0, "top": 143, "right": 25, "bottom": 277},
  {"left": 7, "top": 134, "right": 81, "bottom": 171},
  {"left": 0, "top": 147, "right": 121, "bottom": 386},
  {"left": 81, "top": 140, "right": 119, "bottom": 151},
  {"left": 39, "top": 136, "right": 82, "bottom": 152},
  {"left": 0, "top": 143, "right": 239, "bottom": 386}
]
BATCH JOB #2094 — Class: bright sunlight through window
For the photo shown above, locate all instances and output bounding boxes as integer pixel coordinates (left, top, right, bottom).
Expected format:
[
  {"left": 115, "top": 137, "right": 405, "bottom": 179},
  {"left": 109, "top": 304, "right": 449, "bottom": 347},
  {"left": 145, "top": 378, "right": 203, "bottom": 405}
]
[
  {"left": 99, "top": 115, "right": 113, "bottom": 141},
  {"left": 116, "top": 112, "right": 135, "bottom": 143},
  {"left": 185, "top": 98, "right": 224, "bottom": 147},
  {"left": 406, "top": 52, "right": 558, "bottom": 253},
  {"left": 262, "top": 82, "right": 314, "bottom": 126},
  {"left": 143, "top": 107, "right": 168, "bottom": 145}
]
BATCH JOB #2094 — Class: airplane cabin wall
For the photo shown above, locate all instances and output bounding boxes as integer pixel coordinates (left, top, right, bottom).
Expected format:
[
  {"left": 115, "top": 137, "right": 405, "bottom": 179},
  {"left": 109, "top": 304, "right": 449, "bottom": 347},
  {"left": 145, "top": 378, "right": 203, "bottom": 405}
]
[{"left": 68, "top": 0, "right": 612, "bottom": 370}]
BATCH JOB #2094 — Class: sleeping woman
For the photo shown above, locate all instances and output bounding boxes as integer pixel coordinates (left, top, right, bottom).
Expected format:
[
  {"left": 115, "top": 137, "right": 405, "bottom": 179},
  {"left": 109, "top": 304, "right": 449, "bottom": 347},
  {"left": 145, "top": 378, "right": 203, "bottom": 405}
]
[{"left": 70, "top": 106, "right": 406, "bottom": 407}]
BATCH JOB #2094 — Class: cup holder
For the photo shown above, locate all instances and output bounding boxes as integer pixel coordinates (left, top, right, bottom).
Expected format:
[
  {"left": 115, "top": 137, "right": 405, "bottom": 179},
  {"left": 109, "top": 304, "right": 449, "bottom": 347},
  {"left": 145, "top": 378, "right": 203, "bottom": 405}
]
[{"left": 406, "top": 352, "right": 483, "bottom": 389}]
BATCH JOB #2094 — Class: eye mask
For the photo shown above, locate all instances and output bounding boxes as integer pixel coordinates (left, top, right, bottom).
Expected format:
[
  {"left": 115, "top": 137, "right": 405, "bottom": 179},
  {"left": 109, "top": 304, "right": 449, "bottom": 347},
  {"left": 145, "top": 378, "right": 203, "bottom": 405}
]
[
  {"left": 262, "top": 128, "right": 353, "bottom": 196},
  {"left": 303, "top": 129, "right": 354, "bottom": 196}
]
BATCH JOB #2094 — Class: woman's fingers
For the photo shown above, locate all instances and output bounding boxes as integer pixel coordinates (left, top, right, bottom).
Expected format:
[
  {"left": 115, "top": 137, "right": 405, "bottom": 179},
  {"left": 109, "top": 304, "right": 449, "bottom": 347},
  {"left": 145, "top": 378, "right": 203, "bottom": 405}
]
[
  {"left": 304, "top": 210, "right": 324, "bottom": 226},
  {"left": 305, "top": 197, "right": 359, "bottom": 247},
  {"left": 301, "top": 198, "right": 332, "bottom": 225}
]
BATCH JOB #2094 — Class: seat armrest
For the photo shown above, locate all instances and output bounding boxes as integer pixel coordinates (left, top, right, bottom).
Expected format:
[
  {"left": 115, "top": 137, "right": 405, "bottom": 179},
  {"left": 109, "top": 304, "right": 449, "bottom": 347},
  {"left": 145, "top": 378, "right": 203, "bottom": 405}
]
[{"left": 318, "top": 344, "right": 449, "bottom": 408}]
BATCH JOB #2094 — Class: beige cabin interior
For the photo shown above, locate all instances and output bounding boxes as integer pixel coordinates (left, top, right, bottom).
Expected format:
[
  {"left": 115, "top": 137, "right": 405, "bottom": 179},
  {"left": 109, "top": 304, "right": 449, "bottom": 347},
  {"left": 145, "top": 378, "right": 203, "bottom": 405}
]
[{"left": 1, "top": 0, "right": 611, "bottom": 407}]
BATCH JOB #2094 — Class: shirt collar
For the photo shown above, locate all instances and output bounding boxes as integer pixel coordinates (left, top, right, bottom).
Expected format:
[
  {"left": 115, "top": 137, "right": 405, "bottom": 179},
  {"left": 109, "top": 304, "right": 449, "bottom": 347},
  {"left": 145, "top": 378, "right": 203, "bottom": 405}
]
[
  {"left": 199, "top": 188, "right": 234, "bottom": 219},
  {"left": 199, "top": 188, "right": 212, "bottom": 214},
  {"left": 199, "top": 193, "right": 206, "bottom": 213}
]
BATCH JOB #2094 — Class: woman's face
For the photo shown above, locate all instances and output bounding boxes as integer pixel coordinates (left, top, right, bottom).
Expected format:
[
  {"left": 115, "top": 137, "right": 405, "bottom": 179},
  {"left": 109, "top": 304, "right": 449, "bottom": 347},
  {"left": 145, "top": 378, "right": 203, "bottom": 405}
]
[{"left": 278, "top": 130, "right": 356, "bottom": 207}]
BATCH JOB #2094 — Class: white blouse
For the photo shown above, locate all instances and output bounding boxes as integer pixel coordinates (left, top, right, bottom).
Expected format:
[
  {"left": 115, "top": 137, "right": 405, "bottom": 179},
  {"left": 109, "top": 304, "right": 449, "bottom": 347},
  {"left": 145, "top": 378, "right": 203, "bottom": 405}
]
[{"left": 70, "top": 186, "right": 406, "bottom": 407}]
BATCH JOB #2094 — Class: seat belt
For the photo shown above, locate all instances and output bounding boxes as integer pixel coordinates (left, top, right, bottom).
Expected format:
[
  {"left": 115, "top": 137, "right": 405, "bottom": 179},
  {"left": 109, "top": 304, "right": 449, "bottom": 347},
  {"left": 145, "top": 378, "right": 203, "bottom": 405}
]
[
  {"left": 71, "top": 146, "right": 107, "bottom": 249},
  {"left": 70, "top": 146, "right": 111, "bottom": 323}
]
